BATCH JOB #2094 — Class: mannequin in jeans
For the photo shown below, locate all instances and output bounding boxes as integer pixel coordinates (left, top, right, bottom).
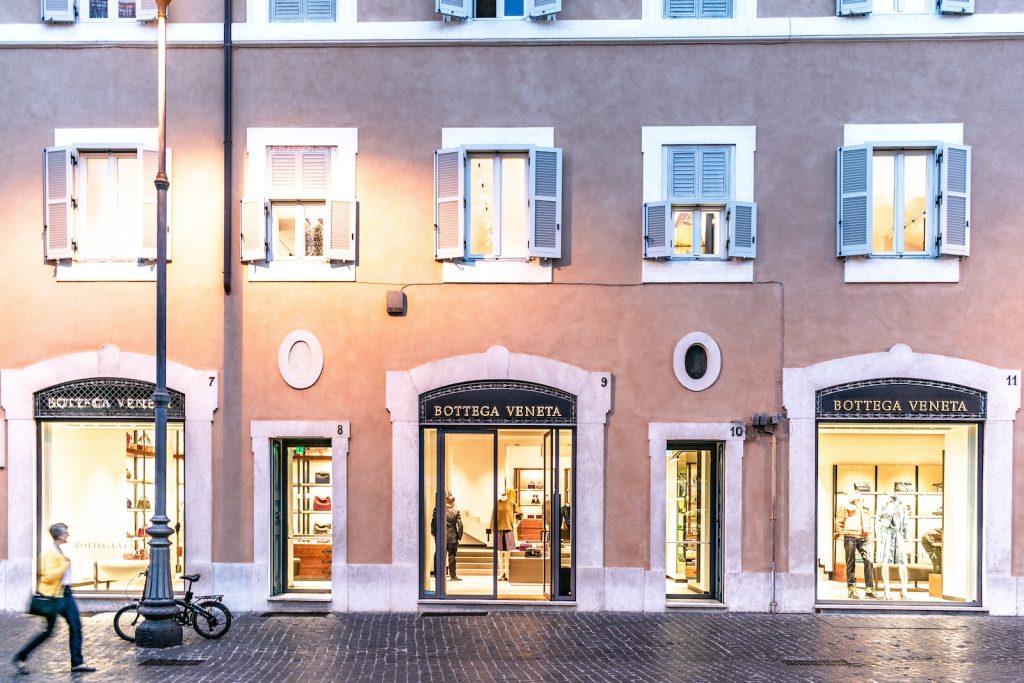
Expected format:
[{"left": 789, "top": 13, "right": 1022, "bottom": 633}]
[
  {"left": 834, "top": 494, "right": 877, "bottom": 599},
  {"left": 876, "top": 493, "right": 910, "bottom": 601}
]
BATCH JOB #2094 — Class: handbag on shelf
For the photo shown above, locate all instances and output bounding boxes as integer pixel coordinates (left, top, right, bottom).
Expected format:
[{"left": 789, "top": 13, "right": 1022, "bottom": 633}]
[
  {"left": 314, "top": 522, "right": 332, "bottom": 534},
  {"left": 893, "top": 482, "right": 914, "bottom": 493},
  {"left": 314, "top": 471, "right": 331, "bottom": 485},
  {"left": 531, "top": 494, "right": 540, "bottom": 504},
  {"left": 137, "top": 497, "right": 151, "bottom": 509},
  {"left": 525, "top": 548, "right": 541, "bottom": 558},
  {"left": 313, "top": 496, "right": 332, "bottom": 511},
  {"left": 852, "top": 482, "right": 871, "bottom": 493},
  {"left": 28, "top": 593, "right": 59, "bottom": 618}
]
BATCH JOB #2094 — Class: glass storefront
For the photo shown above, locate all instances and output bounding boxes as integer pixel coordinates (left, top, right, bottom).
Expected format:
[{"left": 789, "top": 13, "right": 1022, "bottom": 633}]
[
  {"left": 39, "top": 421, "right": 186, "bottom": 592},
  {"left": 665, "top": 444, "right": 721, "bottom": 600},
  {"left": 271, "top": 440, "right": 333, "bottom": 593}
]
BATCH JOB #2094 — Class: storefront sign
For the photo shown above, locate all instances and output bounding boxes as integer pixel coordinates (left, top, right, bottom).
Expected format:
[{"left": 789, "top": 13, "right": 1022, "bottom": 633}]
[
  {"left": 34, "top": 378, "right": 186, "bottom": 420},
  {"left": 420, "top": 381, "right": 576, "bottom": 425},
  {"left": 816, "top": 378, "right": 985, "bottom": 421}
]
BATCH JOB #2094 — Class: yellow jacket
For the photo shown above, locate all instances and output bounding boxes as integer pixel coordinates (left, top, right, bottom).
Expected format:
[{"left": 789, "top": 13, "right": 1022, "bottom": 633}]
[{"left": 37, "top": 544, "right": 70, "bottom": 597}]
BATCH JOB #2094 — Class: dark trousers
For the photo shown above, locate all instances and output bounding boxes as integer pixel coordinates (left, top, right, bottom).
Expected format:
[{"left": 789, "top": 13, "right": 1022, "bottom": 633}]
[
  {"left": 16, "top": 586, "right": 84, "bottom": 667},
  {"left": 446, "top": 542, "right": 459, "bottom": 578},
  {"left": 843, "top": 536, "right": 875, "bottom": 589}
]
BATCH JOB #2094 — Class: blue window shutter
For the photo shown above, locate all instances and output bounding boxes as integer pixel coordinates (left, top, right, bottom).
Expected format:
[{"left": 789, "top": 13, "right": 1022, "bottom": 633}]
[
  {"left": 306, "top": 0, "right": 334, "bottom": 20},
  {"left": 436, "top": 0, "right": 471, "bottom": 19},
  {"left": 837, "top": 0, "right": 871, "bottom": 16},
  {"left": 938, "top": 144, "right": 970, "bottom": 257},
  {"left": 138, "top": 147, "right": 159, "bottom": 260},
  {"left": 727, "top": 201, "right": 756, "bottom": 259},
  {"left": 701, "top": 0, "right": 732, "bottom": 18},
  {"left": 43, "top": 146, "right": 75, "bottom": 260},
  {"left": 643, "top": 201, "right": 673, "bottom": 259},
  {"left": 669, "top": 148, "right": 697, "bottom": 199},
  {"left": 325, "top": 198, "right": 357, "bottom": 261},
  {"left": 435, "top": 148, "right": 466, "bottom": 260},
  {"left": 938, "top": 0, "right": 973, "bottom": 14},
  {"left": 529, "top": 147, "right": 562, "bottom": 259},
  {"left": 699, "top": 148, "right": 729, "bottom": 199},
  {"left": 666, "top": 0, "right": 697, "bottom": 18},
  {"left": 528, "top": 0, "right": 561, "bottom": 18},
  {"left": 837, "top": 145, "right": 872, "bottom": 257},
  {"left": 271, "top": 0, "right": 301, "bottom": 21},
  {"left": 42, "top": 0, "right": 76, "bottom": 22},
  {"left": 240, "top": 198, "right": 268, "bottom": 262}
]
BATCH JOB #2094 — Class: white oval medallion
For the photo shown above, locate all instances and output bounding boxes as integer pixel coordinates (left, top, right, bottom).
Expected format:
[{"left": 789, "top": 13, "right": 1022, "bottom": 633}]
[
  {"left": 673, "top": 332, "right": 722, "bottom": 392},
  {"left": 278, "top": 330, "right": 324, "bottom": 390}
]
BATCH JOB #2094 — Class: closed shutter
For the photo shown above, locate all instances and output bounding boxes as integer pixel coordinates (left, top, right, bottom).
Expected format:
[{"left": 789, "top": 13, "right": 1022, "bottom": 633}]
[
  {"left": 138, "top": 147, "right": 160, "bottom": 260},
  {"left": 299, "top": 149, "right": 329, "bottom": 198},
  {"left": 136, "top": 0, "right": 157, "bottom": 21},
  {"left": 325, "top": 198, "right": 357, "bottom": 261},
  {"left": 436, "top": 0, "right": 471, "bottom": 19},
  {"left": 938, "top": 0, "right": 973, "bottom": 14},
  {"left": 938, "top": 144, "right": 970, "bottom": 257},
  {"left": 837, "top": 0, "right": 871, "bottom": 16},
  {"left": 529, "top": 147, "right": 562, "bottom": 259},
  {"left": 666, "top": 0, "right": 697, "bottom": 18},
  {"left": 43, "top": 146, "right": 75, "bottom": 260},
  {"left": 669, "top": 148, "right": 697, "bottom": 199},
  {"left": 269, "top": 148, "right": 299, "bottom": 197},
  {"left": 643, "top": 201, "right": 673, "bottom": 259},
  {"left": 528, "top": 0, "right": 561, "bottom": 18},
  {"left": 727, "top": 201, "right": 757, "bottom": 259},
  {"left": 240, "top": 198, "right": 269, "bottom": 262},
  {"left": 271, "top": 0, "right": 301, "bottom": 21},
  {"left": 699, "top": 148, "right": 729, "bottom": 199},
  {"left": 306, "top": 0, "right": 334, "bottom": 20},
  {"left": 41, "top": 0, "right": 76, "bottom": 22},
  {"left": 268, "top": 148, "right": 329, "bottom": 199},
  {"left": 836, "top": 145, "right": 872, "bottom": 256},
  {"left": 701, "top": 0, "right": 732, "bottom": 18},
  {"left": 434, "top": 148, "right": 466, "bottom": 260}
]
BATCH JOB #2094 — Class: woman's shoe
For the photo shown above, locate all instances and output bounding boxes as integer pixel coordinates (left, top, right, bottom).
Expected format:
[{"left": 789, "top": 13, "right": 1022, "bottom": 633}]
[
  {"left": 448, "top": 576, "right": 462, "bottom": 582},
  {"left": 847, "top": 586, "right": 860, "bottom": 599}
]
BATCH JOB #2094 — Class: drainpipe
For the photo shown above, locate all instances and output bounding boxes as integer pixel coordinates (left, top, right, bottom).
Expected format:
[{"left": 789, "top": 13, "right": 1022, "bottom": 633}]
[
  {"left": 222, "top": 0, "right": 233, "bottom": 294},
  {"left": 769, "top": 429, "right": 777, "bottom": 614}
]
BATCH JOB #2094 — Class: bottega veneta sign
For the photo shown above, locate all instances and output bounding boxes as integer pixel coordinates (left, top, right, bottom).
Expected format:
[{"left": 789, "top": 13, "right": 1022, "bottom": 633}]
[
  {"left": 816, "top": 378, "right": 985, "bottom": 421},
  {"left": 421, "top": 380, "right": 576, "bottom": 425},
  {"left": 35, "top": 378, "right": 186, "bottom": 420}
]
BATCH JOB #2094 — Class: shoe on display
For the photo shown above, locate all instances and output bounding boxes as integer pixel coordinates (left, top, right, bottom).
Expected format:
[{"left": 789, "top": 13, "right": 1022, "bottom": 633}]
[
  {"left": 70, "top": 664, "right": 96, "bottom": 673},
  {"left": 448, "top": 576, "right": 462, "bottom": 582},
  {"left": 847, "top": 586, "right": 860, "bottom": 599},
  {"left": 864, "top": 589, "right": 877, "bottom": 599},
  {"left": 899, "top": 591, "right": 910, "bottom": 601}
]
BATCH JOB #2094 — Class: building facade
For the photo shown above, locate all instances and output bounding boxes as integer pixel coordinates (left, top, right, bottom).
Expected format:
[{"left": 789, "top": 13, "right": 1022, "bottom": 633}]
[{"left": 1, "top": 0, "right": 1024, "bottom": 615}]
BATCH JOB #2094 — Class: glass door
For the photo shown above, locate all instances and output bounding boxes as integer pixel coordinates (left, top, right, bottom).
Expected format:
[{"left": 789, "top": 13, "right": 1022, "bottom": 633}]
[
  {"left": 271, "top": 439, "right": 284, "bottom": 596},
  {"left": 665, "top": 443, "right": 722, "bottom": 600},
  {"left": 541, "top": 430, "right": 554, "bottom": 599}
]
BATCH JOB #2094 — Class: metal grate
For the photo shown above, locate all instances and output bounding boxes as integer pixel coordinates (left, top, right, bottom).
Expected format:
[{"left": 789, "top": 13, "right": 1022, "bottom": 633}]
[
  {"left": 35, "top": 377, "right": 185, "bottom": 420},
  {"left": 260, "top": 612, "right": 328, "bottom": 618},
  {"left": 782, "top": 659, "right": 851, "bottom": 667},
  {"left": 139, "top": 659, "right": 205, "bottom": 667}
]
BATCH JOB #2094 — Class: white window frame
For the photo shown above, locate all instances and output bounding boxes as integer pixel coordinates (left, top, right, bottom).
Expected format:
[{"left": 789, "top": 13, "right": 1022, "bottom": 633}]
[
  {"left": 872, "top": 0, "right": 934, "bottom": 13},
  {"left": 643, "top": 0, "right": 755, "bottom": 19},
  {"left": 441, "top": 127, "right": 553, "bottom": 284},
  {"left": 52, "top": 128, "right": 160, "bottom": 282},
  {"left": 245, "top": 128, "right": 357, "bottom": 282},
  {"left": 842, "top": 123, "right": 963, "bottom": 284},
  {"left": 465, "top": 150, "right": 531, "bottom": 260},
  {"left": 248, "top": 0, "right": 354, "bottom": 24},
  {"left": 663, "top": 145, "right": 733, "bottom": 261},
  {"left": 642, "top": 127, "right": 755, "bottom": 283},
  {"left": 79, "top": 0, "right": 152, "bottom": 22}
]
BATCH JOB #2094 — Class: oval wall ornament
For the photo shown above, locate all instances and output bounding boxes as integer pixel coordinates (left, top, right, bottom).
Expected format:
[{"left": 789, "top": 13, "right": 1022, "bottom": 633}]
[
  {"left": 673, "top": 332, "right": 722, "bottom": 392},
  {"left": 278, "top": 330, "right": 324, "bottom": 390}
]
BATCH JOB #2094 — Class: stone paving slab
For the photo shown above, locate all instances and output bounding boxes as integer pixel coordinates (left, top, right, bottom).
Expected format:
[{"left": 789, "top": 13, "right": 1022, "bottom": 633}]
[{"left": 2, "top": 611, "right": 1024, "bottom": 682}]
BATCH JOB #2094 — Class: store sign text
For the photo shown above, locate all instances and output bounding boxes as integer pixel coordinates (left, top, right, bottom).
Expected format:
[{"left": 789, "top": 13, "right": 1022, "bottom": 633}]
[
  {"left": 830, "top": 399, "right": 969, "bottom": 413},
  {"left": 432, "top": 404, "right": 564, "bottom": 419},
  {"left": 46, "top": 396, "right": 156, "bottom": 411},
  {"left": 816, "top": 379, "right": 985, "bottom": 420}
]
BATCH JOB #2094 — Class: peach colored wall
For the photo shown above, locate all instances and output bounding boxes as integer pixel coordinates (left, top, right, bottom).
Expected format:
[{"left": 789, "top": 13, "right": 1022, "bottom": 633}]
[{"left": 759, "top": 0, "right": 1024, "bottom": 17}]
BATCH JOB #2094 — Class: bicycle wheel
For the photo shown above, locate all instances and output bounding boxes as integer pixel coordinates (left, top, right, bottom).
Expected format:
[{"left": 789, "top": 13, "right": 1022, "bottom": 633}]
[
  {"left": 192, "top": 600, "right": 232, "bottom": 639},
  {"left": 113, "top": 604, "right": 142, "bottom": 643}
]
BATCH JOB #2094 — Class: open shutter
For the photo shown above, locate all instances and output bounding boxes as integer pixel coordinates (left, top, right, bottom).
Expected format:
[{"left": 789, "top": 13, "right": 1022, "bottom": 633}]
[
  {"left": 701, "top": 0, "right": 732, "bottom": 18},
  {"left": 139, "top": 147, "right": 159, "bottom": 260},
  {"left": 41, "top": 0, "right": 76, "bottom": 22},
  {"left": 727, "top": 201, "right": 757, "bottom": 259},
  {"left": 435, "top": 148, "right": 466, "bottom": 260},
  {"left": 837, "top": 145, "right": 872, "bottom": 256},
  {"left": 529, "top": 147, "right": 562, "bottom": 259},
  {"left": 836, "top": 0, "right": 871, "bottom": 16},
  {"left": 307, "top": 0, "right": 335, "bottom": 20},
  {"left": 436, "top": 0, "right": 471, "bottom": 19},
  {"left": 669, "top": 148, "right": 697, "bottom": 199},
  {"left": 699, "top": 148, "right": 729, "bottom": 199},
  {"left": 43, "top": 146, "right": 75, "bottom": 260},
  {"left": 240, "top": 199, "right": 269, "bottom": 262},
  {"left": 527, "top": 0, "right": 561, "bottom": 19},
  {"left": 271, "top": 0, "right": 301, "bottom": 21},
  {"left": 643, "top": 201, "right": 673, "bottom": 259},
  {"left": 136, "top": 0, "right": 157, "bottom": 21},
  {"left": 325, "top": 198, "right": 357, "bottom": 262},
  {"left": 666, "top": 0, "right": 697, "bottom": 18},
  {"left": 939, "top": 144, "right": 970, "bottom": 257},
  {"left": 938, "top": 0, "right": 973, "bottom": 14}
]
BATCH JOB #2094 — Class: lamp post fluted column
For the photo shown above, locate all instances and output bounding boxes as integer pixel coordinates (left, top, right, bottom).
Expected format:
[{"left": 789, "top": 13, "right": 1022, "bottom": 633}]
[{"left": 136, "top": 0, "right": 182, "bottom": 649}]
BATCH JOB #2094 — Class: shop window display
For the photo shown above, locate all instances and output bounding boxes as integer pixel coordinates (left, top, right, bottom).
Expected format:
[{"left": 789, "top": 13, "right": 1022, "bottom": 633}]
[
  {"left": 271, "top": 442, "right": 333, "bottom": 593},
  {"left": 817, "top": 423, "right": 978, "bottom": 603},
  {"left": 40, "top": 422, "right": 186, "bottom": 593},
  {"left": 665, "top": 446, "right": 721, "bottom": 599}
]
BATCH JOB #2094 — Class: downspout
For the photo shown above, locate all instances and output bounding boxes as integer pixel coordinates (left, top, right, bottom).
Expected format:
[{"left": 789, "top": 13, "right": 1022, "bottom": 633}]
[
  {"left": 769, "top": 429, "right": 777, "bottom": 614},
  {"left": 222, "top": 0, "right": 233, "bottom": 294}
]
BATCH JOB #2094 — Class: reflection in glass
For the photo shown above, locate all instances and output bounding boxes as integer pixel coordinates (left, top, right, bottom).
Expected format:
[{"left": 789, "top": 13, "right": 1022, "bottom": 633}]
[
  {"left": 422, "top": 429, "right": 437, "bottom": 596},
  {"left": 469, "top": 157, "right": 495, "bottom": 256},
  {"left": 500, "top": 157, "right": 528, "bottom": 259},
  {"left": 276, "top": 205, "right": 297, "bottom": 257},
  {"left": 673, "top": 209, "right": 694, "bottom": 256},
  {"left": 872, "top": 154, "right": 896, "bottom": 253},
  {"left": 701, "top": 211, "right": 718, "bottom": 256},
  {"left": 304, "top": 206, "right": 324, "bottom": 257},
  {"left": 903, "top": 153, "right": 928, "bottom": 253}
]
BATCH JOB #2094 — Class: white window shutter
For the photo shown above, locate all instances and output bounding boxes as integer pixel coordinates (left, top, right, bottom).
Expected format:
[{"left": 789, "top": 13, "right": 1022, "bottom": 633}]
[
  {"left": 643, "top": 201, "right": 673, "bottom": 259},
  {"left": 136, "top": 0, "right": 157, "bottom": 21},
  {"left": 727, "top": 201, "right": 757, "bottom": 259},
  {"left": 527, "top": 0, "right": 561, "bottom": 19},
  {"left": 271, "top": 0, "right": 302, "bottom": 21},
  {"left": 138, "top": 147, "right": 159, "bottom": 260},
  {"left": 938, "top": 0, "right": 973, "bottom": 14},
  {"left": 701, "top": 0, "right": 732, "bottom": 18},
  {"left": 42, "top": 0, "right": 76, "bottom": 22},
  {"left": 939, "top": 144, "right": 970, "bottom": 257},
  {"left": 837, "top": 0, "right": 871, "bottom": 16},
  {"left": 436, "top": 0, "right": 471, "bottom": 19},
  {"left": 269, "top": 148, "right": 299, "bottom": 198},
  {"left": 325, "top": 198, "right": 357, "bottom": 262},
  {"left": 43, "top": 146, "right": 75, "bottom": 260},
  {"left": 528, "top": 146, "right": 562, "bottom": 259},
  {"left": 307, "top": 0, "right": 335, "bottom": 20},
  {"left": 669, "top": 148, "right": 697, "bottom": 199},
  {"left": 299, "top": 149, "right": 329, "bottom": 198},
  {"left": 666, "top": 0, "right": 697, "bottom": 18},
  {"left": 240, "top": 198, "right": 269, "bottom": 261},
  {"left": 434, "top": 148, "right": 466, "bottom": 260},
  {"left": 837, "top": 145, "right": 872, "bottom": 256}
]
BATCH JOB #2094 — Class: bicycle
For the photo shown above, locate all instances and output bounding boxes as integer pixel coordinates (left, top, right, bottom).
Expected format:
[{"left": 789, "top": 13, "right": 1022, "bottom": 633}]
[{"left": 114, "top": 572, "right": 232, "bottom": 642}]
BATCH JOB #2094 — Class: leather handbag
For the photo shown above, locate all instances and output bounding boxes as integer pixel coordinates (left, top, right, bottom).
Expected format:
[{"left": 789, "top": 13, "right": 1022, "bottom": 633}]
[
  {"left": 137, "top": 497, "right": 151, "bottom": 509},
  {"left": 313, "top": 496, "right": 332, "bottom": 511},
  {"left": 28, "top": 593, "right": 59, "bottom": 618},
  {"left": 893, "top": 481, "right": 914, "bottom": 492},
  {"left": 314, "top": 471, "right": 330, "bottom": 485},
  {"left": 314, "top": 522, "right": 332, "bottom": 534},
  {"left": 852, "top": 482, "right": 871, "bottom": 492}
]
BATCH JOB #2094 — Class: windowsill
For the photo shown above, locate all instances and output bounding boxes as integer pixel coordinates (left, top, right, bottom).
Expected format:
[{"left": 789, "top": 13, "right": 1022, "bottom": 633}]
[
  {"left": 666, "top": 598, "right": 727, "bottom": 609},
  {"left": 442, "top": 259, "right": 552, "bottom": 283},
  {"left": 267, "top": 593, "right": 332, "bottom": 602},
  {"left": 642, "top": 258, "right": 753, "bottom": 283},
  {"left": 55, "top": 260, "right": 157, "bottom": 282},
  {"left": 843, "top": 257, "right": 959, "bottom": 283},
  {"left": 248, "top": 260, "right": 356, "bottom": 282}
]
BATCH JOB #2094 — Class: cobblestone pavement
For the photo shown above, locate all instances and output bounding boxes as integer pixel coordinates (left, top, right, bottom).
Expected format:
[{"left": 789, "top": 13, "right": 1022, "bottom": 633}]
[{"left": 2, "top": 610, "right": 1024, "bottom": 682}]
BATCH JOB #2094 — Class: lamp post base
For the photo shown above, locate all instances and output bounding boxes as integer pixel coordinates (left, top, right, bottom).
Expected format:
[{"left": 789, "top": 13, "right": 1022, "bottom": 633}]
[{"left": 135, "top": 617, "right": 183, "bottom": 649}]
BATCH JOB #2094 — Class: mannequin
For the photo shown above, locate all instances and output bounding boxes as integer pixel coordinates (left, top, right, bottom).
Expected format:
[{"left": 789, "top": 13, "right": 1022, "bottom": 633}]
[
  {"left": 876, "top": 493, "right": 910, "bottom": 601},
  {"left": 834, "top": 493, "right": 877, "bottom": 599},
  {"left": 493, "top": 489, "right": 522, "bottom": 582}
]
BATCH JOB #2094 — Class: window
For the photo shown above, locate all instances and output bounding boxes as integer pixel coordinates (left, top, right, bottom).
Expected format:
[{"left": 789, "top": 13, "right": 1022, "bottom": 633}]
[
  {"left": 837, "top": 143, "right": 970, "bottom": 259},
  {"left": 435, "top": 0, "right": 561, "bottom": 20},
  {"left": 665, "top": 0, "right": 732, "bottom": 18},
  {"left": 43, "top": 144, "right": 170, "bottom": 264},
  {"left": 434, "top": 145, "right": 562, "bottom": 262},
  {"left": 837, "top": 0, "right": 973, "bottom": 16},
  {"left": 42, "top": 0, "right": 157, "bottom": 22},
  {"left": 270, "top": 0, "right": 335, "bottom": 22},
  {"left": 643, "top": 145, "right": 756, "bottom": 261}
]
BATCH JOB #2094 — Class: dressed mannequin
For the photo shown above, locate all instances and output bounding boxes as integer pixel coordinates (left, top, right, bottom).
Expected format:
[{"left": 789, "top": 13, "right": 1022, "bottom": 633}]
[
  {"left": 493, "top": 489, "right": 522, "bottom": 581},
  {"left": 834, "top": 493, "right": 877, "bottom": 599},
  {"left": 876, "top": 493, "right": 910, "bottom": 601}
]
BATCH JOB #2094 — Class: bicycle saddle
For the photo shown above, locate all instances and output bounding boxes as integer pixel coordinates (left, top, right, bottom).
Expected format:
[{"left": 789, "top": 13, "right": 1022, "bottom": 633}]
[{"left": 179, "top": 573, "right": 201, "bottom": 582}]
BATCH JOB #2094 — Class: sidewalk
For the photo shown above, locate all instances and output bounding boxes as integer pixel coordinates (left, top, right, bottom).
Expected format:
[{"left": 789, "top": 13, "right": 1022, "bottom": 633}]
[{"left": 2, "top": 610, "right": 1022, "bottom": 682}]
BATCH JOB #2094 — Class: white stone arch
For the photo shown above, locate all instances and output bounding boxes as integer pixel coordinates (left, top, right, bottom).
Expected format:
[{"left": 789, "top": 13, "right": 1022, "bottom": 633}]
[
  {"left": 380, "top": 346, "right": 611, "bottom": 612},
  {"left": 0, "top": 345, "right": 217, "bottom": 611},
  {"left": 781, "top": 343, "right": 1021, "bottom": 614}
]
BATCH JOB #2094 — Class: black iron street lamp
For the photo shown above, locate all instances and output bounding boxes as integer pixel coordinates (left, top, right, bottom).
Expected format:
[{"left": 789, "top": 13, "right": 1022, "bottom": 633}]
[{"left": 136, "top": 0, "right": 182, "bottom": 649}]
